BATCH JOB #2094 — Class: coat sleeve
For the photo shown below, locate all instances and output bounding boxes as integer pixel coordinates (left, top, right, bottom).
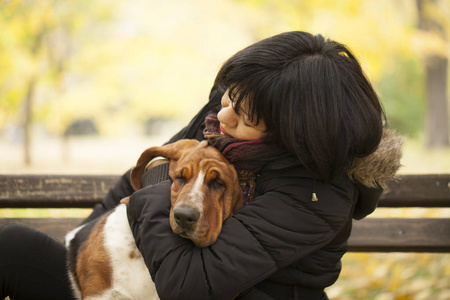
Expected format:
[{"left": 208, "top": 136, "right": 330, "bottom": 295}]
[
  {"left": 352, "top": 183, "right": 383, "bottom": 220},
  {"left": 127, "top": 177, "right": 345, "bottom": 300}
]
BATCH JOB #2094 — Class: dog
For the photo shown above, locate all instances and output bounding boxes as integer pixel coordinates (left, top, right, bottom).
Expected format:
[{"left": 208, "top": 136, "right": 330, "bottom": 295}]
[{"left": 65, "top": 139, "right": 244, "bottom": 300}]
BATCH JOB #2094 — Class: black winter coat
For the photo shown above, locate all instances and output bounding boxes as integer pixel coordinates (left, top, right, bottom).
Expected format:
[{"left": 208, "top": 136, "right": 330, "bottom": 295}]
[{"left": 85, "top": 86, "right": 402, "bottom": 300}]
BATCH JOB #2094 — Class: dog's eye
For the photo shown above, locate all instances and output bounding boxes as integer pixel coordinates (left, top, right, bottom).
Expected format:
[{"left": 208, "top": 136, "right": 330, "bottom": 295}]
[
  {"left": 175, "top": 176, "right": 185, "bottom": 184},
  {"left": 209, "top": 179, "right": 225, "bottom": 189}
]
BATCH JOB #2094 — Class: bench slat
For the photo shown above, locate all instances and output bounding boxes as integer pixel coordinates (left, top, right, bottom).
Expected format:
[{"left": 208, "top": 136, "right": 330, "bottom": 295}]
[
  {"left": 349, "top": 218, "right": 450, "bottom": 252},
  {"left": 1, "top": 174, "right": 450, "bottom": 208},
  {"left": 0, "top": 175, "right": 120, "bottom": 208},
  {"left": 379, "top": 174, "right": 450, "bottom": 207},
  {"left": 1, "top": 174, "right": 448, "bottom": 253},
  {"left": 0, "top": 217, "right": 449, "bottom": 252}
]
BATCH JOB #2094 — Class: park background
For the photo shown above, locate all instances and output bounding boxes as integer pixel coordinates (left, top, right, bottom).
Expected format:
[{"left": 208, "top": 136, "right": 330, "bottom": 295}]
[{"left": 0, "top": 0, "right": 449, "bottom": 299}]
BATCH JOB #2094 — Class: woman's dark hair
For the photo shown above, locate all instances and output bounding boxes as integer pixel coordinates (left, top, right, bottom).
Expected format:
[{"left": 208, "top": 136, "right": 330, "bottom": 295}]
[{"left": 214, "top": 31, "right": 385, "bottom": 181}]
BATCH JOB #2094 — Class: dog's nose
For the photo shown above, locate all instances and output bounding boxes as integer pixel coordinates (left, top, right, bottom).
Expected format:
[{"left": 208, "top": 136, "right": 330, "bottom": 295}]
[{"left": 174, "top": 206, "right": 200, "bottom": 229}]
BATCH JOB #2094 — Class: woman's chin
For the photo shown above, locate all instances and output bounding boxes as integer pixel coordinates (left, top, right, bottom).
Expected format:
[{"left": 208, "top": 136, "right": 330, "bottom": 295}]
[{"left": 219, "top": 125, "right": 231, "bottom": 136}]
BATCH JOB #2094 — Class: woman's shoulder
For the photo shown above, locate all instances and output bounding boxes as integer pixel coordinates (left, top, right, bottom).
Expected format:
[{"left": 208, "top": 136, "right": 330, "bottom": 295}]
[
  {"left": 258, "top": 154, "right": 352, "bottom": 190},
  {"left": 255, "top": 157, "right": 355, "bottom": 224}
]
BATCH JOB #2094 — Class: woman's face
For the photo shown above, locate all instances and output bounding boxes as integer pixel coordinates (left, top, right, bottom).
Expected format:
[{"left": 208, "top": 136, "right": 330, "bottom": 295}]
[{"left": 217, "top": 89, "right": 267, "bottom": 140}]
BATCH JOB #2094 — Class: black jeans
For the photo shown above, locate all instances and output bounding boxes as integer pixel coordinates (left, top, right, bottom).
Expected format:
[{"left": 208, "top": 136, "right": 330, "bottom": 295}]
[{"left": 0, "top": 224, "right": 75, "bottom": 300}]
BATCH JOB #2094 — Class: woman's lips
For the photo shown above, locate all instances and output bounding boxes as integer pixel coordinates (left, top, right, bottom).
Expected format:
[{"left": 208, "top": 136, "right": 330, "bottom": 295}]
[{"left": 220, "top": 125, "right": 230, "bottom": 136}]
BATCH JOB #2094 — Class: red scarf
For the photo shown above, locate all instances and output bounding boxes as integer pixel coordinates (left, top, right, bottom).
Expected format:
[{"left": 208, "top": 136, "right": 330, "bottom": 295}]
[{"left": 203, "top": 114, "right": 284, "bottom": 204}]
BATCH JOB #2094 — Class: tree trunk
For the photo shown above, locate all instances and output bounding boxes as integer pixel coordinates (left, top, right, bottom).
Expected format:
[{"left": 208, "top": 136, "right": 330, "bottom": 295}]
[
  {"left": 23, "top": 77, "right": 36, "bottom": 166},
  {"left": 424, "top": 56, "right": 449, "bottom": 147},
  {"left": 417, "top": 0, "right": 450, "bottom": 148},
  {"left": 22, "top": 23, "right": 46, "bottom": 166}
]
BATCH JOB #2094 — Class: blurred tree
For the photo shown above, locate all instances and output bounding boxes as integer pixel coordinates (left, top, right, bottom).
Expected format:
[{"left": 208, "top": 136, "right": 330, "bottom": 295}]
[
  {"left": 236, "top": 0, "right": 450, "bottom": 146},
  {"left": 379, "top": 58, "right": 425, "bottom": 137},
  {"left": 0, "top": 0, "right": 115, "bottom": 165},
  {"left": 2, "top": 0, "right": 262, "bottom": 166},
  {"left": 2, "top": 0, "right": 448, "bottom": 169},
  {"left": 1, "top": 1, "right": 72, "bottom": 165},
  {"left": 416, "top": 0, "right": 449, "bottom": 148}
]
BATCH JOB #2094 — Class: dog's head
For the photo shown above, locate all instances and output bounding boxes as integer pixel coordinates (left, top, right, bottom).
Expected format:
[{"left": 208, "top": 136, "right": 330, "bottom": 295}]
[{"left": 130, "top": 139, "right": 244, "bottom": 247}]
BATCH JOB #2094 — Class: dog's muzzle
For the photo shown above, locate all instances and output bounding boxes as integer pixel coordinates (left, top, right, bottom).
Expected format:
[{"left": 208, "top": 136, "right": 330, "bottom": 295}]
[{"left": 173, "top": 206, "right": 200, "bottom": 230}]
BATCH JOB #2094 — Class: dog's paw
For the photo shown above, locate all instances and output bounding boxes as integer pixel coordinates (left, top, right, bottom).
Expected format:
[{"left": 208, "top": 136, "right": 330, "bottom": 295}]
[{"left": 120, "top": 197, "right": 130, "bottom": 205}]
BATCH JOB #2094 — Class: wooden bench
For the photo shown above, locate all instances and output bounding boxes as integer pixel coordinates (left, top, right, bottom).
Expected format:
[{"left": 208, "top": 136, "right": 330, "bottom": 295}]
[{"left": 0, "top": 174, "right": 449, "bottom": 252}]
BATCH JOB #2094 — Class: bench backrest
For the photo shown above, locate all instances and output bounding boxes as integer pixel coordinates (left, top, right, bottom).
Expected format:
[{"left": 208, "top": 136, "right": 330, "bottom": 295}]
[{"left": 1, "top": 174, "right": 449, "bottom": 252}]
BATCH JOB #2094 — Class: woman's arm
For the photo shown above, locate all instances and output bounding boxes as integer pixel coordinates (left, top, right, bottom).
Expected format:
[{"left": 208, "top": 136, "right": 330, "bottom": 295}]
[
  {"left": 127, "top": 175, "right": 349, "bottom": 300},
  {"left": 352, "top": 183, "right": 383, "bottom": 220}
]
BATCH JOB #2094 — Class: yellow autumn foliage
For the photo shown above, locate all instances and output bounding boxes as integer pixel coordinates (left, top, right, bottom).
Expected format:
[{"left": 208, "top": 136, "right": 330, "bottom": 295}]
[{"left": 0, "top": 1, "right": 449, "bottom": 298}]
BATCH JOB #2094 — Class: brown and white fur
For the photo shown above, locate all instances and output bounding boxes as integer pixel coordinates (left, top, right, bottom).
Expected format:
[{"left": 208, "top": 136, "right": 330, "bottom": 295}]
[{"left": 65, "top": 139, "right": 244, "bottom": 300}]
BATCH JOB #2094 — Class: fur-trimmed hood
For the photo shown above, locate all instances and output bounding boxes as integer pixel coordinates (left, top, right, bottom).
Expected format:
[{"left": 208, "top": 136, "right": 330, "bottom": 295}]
[
  {"left": 347, "top": 128, "right": 404, "bottom": 189},
  {"left": 347, "top": 128, "right": 404, "bottom": 219}
]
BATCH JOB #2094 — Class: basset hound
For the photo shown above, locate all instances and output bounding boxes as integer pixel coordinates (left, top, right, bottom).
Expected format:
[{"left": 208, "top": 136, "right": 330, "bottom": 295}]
[{"left": 65, "top": 139, "right": 244, "bottom": 300}]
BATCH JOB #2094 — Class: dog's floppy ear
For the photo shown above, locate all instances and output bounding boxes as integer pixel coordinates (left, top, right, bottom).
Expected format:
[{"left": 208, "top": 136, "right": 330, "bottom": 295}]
[
  {"left": 231, "top": 178, "right": 244, "bottom": 213},
  {"left": 130, "top": 139, "right": 200, "bottom": 191}
]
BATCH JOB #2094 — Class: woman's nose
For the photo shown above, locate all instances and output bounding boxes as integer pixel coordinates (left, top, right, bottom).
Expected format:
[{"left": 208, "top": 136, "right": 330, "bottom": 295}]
[{"left": 217, "top": 105, "right": 239, "bottom": 127}]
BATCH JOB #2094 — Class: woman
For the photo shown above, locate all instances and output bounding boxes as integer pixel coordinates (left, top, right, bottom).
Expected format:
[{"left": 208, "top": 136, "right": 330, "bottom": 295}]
[{"left": 0, "top": 31, "right": 402, "bottom": 300}]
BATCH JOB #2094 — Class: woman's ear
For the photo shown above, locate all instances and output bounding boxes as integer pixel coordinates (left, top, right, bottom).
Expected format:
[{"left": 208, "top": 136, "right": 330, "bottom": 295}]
[{"left": 130, "top": 139, "right": 201, "bottom": 191}]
